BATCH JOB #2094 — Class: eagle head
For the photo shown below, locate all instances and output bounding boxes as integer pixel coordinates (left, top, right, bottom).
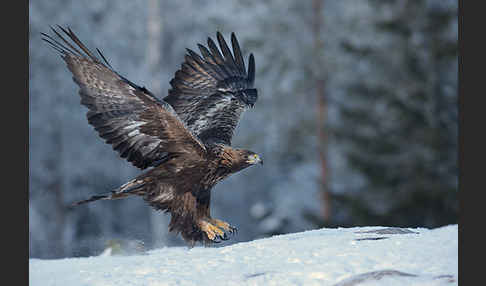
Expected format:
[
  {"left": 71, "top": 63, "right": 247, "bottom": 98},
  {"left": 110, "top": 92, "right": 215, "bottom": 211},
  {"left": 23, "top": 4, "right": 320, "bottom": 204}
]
[{"left": 215, "top": 148, "right": 263, "bottom": 180}]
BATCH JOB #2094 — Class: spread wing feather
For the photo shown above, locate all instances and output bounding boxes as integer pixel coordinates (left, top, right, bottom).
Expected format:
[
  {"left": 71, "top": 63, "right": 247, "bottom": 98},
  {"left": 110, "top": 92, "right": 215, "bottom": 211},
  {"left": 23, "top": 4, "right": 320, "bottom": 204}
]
[
  {"left": 42, "top": 26, "right": 206, "bottom": 170},
  {"left": 164, "top": 32, "right": 257, "bottom": 145}
]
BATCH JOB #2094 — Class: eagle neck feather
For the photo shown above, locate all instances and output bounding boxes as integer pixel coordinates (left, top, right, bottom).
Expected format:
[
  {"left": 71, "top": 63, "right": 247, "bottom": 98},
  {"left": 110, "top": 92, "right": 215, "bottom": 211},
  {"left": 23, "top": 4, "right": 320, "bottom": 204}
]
[{"left": 204, "top": 144, "right": 245, "bottom": 185}]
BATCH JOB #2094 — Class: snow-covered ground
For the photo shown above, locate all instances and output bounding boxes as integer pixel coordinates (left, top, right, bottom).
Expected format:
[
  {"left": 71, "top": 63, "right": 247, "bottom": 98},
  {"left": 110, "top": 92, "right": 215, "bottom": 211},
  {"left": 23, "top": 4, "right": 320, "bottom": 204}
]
[{"left": 29, "top": 225, "right": 457, "bottom": 286}]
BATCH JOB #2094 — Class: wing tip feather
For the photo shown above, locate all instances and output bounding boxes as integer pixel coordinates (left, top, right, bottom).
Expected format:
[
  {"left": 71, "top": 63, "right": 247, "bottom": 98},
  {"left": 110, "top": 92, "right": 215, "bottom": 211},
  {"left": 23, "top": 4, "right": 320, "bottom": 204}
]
[{"left": 248, "top": 53, "right": 255, "bottom": 85}]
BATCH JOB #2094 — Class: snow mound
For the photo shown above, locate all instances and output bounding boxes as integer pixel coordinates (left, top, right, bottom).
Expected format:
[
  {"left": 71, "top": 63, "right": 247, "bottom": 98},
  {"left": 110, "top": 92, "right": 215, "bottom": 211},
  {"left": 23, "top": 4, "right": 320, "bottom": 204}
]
[{"left": 29, "top": 225, "right": 457, "bottom": 286}]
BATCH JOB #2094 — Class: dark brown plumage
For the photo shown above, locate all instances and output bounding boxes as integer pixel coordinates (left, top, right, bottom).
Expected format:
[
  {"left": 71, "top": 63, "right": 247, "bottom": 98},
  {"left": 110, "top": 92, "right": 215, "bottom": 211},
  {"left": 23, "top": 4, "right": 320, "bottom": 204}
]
[{"left": 42, "top": 26, "right": 262, "bottom": 245}]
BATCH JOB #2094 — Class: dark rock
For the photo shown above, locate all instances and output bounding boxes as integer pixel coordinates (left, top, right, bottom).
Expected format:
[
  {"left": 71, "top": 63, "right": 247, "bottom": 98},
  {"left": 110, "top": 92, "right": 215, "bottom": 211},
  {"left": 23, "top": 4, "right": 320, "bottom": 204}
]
[{"left": 354, "top": 227, "right": 419, "bottom": 235}]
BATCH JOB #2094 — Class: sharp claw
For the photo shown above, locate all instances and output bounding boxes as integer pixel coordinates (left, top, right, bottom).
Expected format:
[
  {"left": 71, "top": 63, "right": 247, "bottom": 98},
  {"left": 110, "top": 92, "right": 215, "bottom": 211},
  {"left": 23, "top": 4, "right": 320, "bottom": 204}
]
[{"left": 201, "top": 220, "right": 238, "bottom": 244}]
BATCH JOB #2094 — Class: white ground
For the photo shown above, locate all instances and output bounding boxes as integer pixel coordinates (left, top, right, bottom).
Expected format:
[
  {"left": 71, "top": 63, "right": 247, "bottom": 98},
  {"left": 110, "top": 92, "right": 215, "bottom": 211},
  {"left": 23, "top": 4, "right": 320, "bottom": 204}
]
[{"left": 29, "top": 224, "right": 458, "bottom": 286}]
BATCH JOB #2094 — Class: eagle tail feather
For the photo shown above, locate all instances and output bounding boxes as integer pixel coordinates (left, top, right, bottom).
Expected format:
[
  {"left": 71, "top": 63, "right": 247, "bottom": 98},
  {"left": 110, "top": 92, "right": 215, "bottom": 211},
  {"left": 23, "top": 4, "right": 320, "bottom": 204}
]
[{"left": 71, "top": 179, "right": 146, "bottom": 206}]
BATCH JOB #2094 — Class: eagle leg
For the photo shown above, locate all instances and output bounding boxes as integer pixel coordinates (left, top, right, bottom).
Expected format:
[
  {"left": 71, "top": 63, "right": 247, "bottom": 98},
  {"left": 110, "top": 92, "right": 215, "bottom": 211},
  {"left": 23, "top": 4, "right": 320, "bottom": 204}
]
[
  {"left": 209, "top": 218, "right": 237, "bottom": 235},
  {"left": 198, "top": 219, "right": 235, "bottom": 243}
]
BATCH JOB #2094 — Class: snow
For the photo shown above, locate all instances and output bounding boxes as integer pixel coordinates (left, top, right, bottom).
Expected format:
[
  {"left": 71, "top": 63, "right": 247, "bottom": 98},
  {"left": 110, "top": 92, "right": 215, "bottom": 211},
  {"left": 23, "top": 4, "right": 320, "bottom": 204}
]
[{"left": 29, "top": 225, "right": 457, "bottom": 286}]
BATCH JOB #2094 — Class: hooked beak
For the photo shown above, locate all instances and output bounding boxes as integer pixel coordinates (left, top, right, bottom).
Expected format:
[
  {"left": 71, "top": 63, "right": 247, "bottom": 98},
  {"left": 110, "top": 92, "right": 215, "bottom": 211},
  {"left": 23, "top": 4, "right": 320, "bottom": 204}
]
[{"left": 247, "top": 154, "right": 263, "bottom": 165}]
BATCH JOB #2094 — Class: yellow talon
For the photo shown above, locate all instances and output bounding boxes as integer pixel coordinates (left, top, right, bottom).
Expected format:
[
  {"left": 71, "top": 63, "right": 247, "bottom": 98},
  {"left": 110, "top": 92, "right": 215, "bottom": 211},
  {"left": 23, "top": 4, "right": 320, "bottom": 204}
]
[
  {"left": 210, "top": 219, "right": 231, "bottom": 232},
  {"left": 211, "top": 218, "right": 237, "bottom": 234},
  {"left": 199, "top": 220, "right": 225, "bottom": 241}
]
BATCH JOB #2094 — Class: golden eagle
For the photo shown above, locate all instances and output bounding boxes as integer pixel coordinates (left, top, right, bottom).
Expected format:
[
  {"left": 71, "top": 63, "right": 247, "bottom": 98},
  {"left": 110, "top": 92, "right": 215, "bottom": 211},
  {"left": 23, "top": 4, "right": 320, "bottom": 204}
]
[{"left": 42, "top": 26, "right": 262, "bottom": 245}]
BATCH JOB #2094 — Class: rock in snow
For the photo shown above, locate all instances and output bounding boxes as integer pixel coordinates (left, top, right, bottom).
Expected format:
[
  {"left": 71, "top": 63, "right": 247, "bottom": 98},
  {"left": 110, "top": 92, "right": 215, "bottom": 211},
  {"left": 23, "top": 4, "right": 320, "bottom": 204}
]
[{"left": 29, "top": 225, "right": 457, "bottom": 286}]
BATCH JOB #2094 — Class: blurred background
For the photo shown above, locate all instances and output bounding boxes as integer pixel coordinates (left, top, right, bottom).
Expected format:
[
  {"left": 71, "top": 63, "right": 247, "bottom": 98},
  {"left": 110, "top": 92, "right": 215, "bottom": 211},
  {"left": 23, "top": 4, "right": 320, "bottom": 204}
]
[{"left": 29, "top": 0, "right": 458, "bottom": 259}]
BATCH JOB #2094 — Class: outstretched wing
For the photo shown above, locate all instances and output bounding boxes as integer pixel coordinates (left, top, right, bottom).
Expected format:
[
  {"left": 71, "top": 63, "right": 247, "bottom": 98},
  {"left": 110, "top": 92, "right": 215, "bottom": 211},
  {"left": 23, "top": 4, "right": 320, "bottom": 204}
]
[
  {"left": 164, "top": 32, "right": 257, "bottom": 146},
  {"left": 42, "top": 26, "right": 206, "bottom": 170}
]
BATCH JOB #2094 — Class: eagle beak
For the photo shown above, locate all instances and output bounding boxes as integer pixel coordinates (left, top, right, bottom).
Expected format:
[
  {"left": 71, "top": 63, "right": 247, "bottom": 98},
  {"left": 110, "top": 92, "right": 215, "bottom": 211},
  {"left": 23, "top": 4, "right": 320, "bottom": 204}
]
[
  {"left": 257, "top": 157, "right": 263, "bottom": 165},
  {"left": 247, "top": 154, "right": 263, "bottom": 165}
]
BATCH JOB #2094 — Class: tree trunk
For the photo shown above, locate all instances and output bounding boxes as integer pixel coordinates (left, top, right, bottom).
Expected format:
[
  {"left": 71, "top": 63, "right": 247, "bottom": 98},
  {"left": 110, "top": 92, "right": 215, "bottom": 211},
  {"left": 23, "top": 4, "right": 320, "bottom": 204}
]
[
  {"left": 45, "top": 123, "right": 67, "bottom": 258},
  {"left": 312, "top": 0, "right": 331, "bottom": 222},
  {"left": 146, "top": 0, "right": 170, "bottom": 247}
]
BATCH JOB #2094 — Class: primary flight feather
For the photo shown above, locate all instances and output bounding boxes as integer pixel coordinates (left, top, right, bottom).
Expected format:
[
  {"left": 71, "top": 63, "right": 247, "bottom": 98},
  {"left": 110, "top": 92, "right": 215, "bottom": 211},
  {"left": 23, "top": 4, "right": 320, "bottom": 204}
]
[{"left": 42, "top": 26, "right": 262, "bottom": 245}]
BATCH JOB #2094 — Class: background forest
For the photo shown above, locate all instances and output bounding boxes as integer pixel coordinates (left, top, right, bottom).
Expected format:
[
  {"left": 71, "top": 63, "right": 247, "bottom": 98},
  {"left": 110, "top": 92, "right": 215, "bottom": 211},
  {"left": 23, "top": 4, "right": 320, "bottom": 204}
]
[{"left": 29, "top": 0, "right": 458, "bottom": 258}]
